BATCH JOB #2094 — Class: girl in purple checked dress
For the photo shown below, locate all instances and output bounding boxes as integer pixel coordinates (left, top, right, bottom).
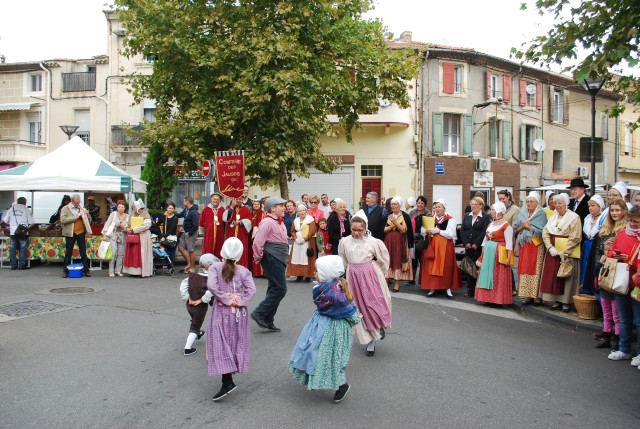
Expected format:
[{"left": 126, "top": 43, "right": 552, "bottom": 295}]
[{"left": 206, "top": 237, "right": 256, "bottom": 401}]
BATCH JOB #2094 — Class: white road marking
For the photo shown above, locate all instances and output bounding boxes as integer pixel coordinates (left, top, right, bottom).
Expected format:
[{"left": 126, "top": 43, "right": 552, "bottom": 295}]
[{"left": 392, "top": 292, "right": 537, "bottom": 323}]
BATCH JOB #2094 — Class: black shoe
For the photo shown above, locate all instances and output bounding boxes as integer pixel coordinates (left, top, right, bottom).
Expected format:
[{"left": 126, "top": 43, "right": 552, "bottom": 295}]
[
  {"left": 295, "top": 277, "right": 302, "bottom": 283},
  {"left": 84, "top": 271, "right": 92, "bottom": 278},
  {"left": 532, "top": 300, "right": 543, "bottom": 307},
  {"left": 184, "top": 348, "right": 196, "bottom": 356},
  {"left": 446, "top": 291, "right": 454, "bottom": 300},
  {"left": 304, "top": 277, "right": 311, "bottom": 283},
  {"left": 550, "top": 302, "right": 561, "bottom": 311},
  {"left": 365, "top": 342, "right": 375, "bottom": 357},
  {"left": 595, "top": 339, "right": 611, "bottom": 349},
  {"left": 10, "top": 267, "right": 17, "bottom": 270},
  {"left": 521, "top": 299, "right": 533, "bottom": 306},
  {"left": 250, "top": 313, "right": 269, "bottom": 329},
  {"left": 561, "top": 305, "right": 571, "bottom": 313},
  {"left": 379, "top": 328, "right": 385, "bottom": 340},
  {"left": 62, "top": 272, "right": 68, "bottom": 278},
  {"left": 212, "top": 382, "right": 237, "bottom": 401},
  {"left": 266, "top": 323, "right": 281, "bottom": 332},
  {"left": 197, "top": 330, "right": 205, "bottom": 340},
  {"left": 610, "top": 334, "right": 620, "bottom": 352},
  {"left": 333, "top": 383, "right": 350, "bottom": 403},
  {"left": 407, "top": 280, "right": 415, "bottom": 285}
]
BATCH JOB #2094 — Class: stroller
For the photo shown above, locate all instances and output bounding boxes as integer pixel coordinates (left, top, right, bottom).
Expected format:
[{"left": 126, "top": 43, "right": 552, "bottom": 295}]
[{"left": 151, "top": 236, "right": 175, "bottom": 276}]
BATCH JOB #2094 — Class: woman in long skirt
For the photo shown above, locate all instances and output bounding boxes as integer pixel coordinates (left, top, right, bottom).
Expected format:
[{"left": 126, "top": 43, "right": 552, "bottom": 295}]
[
  {"left": 514, "top": 192, "right": 547, "bottom": 305},
  {"left": 338, "top": 211, "right": 391, "bottom": 357},
  {"left": 123, "top": 199, "right": 153, "bottom": 278},
  {"left": 287, "top": 205, "right": 317, "bottom": 282},
  {"left": 383, "top": 196, "right": 413, "bottom": 292},
  {"left": 206, "top": 237, "right": 256, "bottom": 401},
  {"left": 475, "top": 202, "right": 514, "bottom": 305},
  {"left": 289, "top": 255, "right": 361, "bottom": 402}
]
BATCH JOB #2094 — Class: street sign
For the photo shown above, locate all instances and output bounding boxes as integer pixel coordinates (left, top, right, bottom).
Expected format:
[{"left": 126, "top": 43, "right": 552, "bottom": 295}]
[
  {"left": 202, "top": 159, "right": 212, "bottom": 177},
  {"left": 579, "top": 137, "right": 603, "bottom": 163},
  {"left": 435, "top": 161, "right": 445, "bottom": 176}
]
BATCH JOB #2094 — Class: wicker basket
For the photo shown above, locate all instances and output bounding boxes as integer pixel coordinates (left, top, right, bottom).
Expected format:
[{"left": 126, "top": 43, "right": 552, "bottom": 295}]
[{"left": 573, "top": 293, "right": 601, "bottom": 320}]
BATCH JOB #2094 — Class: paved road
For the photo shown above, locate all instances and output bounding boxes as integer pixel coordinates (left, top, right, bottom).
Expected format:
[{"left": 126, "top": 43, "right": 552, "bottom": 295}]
[{"left": 1, "top": 264, "right": 638, "bottom": 428}]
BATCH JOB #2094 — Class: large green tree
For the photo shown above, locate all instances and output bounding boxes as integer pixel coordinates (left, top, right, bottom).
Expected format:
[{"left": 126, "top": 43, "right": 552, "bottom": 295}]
[
  {"left": 115, "top": 0, "right": 419, "bottom": 198},
  {"left": 140, "top": 142, "right": 177, "bottom": 210},
  {"left": 513, "top": 0, "right": 640, "bottom": 124}
]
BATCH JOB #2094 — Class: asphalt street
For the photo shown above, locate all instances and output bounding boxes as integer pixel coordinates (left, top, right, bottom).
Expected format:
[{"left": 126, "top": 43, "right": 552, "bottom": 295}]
[{"left": 1, "top": 263, "right": 638, "bottom": 428}]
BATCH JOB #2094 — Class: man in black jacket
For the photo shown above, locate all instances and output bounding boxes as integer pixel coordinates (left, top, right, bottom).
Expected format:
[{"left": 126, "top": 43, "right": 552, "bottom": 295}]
[
  {"left": 460, "top": 197, "right": 490, "bottom": 297},
  {"left": 567, "top": 177, "right": 590, "bottom": 227},
  {"left": 362, "top": 192, "right": 386, "bottom": 240},
  {"left": 176, "top": 196, "right": 200, "bottom": 273}
]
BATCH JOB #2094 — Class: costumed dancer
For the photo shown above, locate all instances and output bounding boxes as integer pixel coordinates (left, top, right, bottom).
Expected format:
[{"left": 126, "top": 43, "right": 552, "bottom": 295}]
[
  {"left": 223, "top": 197, "right": 253, "bottom": 269},
  {"left": 179, "top": 253, "right": 219, "bottom": 356},
  {"left": 289, "top": 255, "right": 361, "bottom": 403},
  {"left": 206, "top": 238, "right": 256, "bottom": 401},
  {"left": 338, "top": 210, "right": 391, "bottom": 357}
]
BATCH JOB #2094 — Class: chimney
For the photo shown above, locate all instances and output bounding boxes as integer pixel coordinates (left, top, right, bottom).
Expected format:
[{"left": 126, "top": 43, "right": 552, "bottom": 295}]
[{"left": 399, "top": 31, "right": 412, "bottom": 42}]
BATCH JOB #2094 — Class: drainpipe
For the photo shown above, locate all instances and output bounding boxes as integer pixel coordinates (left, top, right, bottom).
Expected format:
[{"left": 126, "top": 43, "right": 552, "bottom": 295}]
[
  {"left": 39, "top": 62, "right": 51, "bottom": 152},
  {"left": 614, "top": 115, "right": 619, "bottom": 183},
  {"left": 420, "top": 50, "right": 429, "bottom": 197}
]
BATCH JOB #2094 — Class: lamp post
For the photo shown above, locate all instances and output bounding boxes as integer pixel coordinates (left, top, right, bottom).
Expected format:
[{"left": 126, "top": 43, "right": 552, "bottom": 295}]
[
  {"left": 578, "top": 77, "right": 605, "bottom": 194},
  {"left": 59, "top": 125, "right": 79, "bottom": 140}
]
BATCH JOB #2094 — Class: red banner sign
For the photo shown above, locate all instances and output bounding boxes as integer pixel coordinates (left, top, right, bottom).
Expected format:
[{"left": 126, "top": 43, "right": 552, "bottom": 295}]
[{"left": 215, "top": 152, "right": 245, "bottom": 198}]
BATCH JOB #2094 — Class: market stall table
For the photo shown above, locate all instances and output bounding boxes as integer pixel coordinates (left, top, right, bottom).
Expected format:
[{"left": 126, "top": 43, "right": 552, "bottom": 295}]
[{"left": 1, "top": 235, "right": 105, "bottom": 269}]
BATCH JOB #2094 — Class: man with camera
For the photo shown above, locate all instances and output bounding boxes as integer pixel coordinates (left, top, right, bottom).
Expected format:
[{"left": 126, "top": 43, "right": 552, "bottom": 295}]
[{"left": 5, "top": 197, "right": 34, "bottom": 270}]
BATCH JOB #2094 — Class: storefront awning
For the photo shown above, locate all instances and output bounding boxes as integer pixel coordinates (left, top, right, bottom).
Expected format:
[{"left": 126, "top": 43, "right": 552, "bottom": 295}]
[{"left": 0, "top": 102, "right": 33, "bottom": 112}]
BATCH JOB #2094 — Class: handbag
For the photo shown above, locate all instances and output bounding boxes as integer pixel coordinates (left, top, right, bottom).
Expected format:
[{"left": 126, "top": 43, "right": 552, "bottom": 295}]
[
  {"left": 306, "top": 247, "right": 315, "bottom": 258},
  {"left": 98, "top": 240, "right": 113, "bottom": 260},
  {"left": 498, "top": 245, "right": 515, "bottom": 266},
  {"left": 600, "top": 244, "right": 640, "bottom": 295},
  {"left": 401, "top": 234, "right": 410, "bottom": 272},
  {"left": 163, "top": 235, "right": 178, "bottom": 248},
  {"left": 598, "top": 257, "right": 618, "bottom": 291},
  {"left": 104, "top": 221, "right": 115, "bottom": 239},
  {"left": 557, "top": 255, "right": 573, "bottom": 278},
  {"left": 460, "top": 256, "right": 477, "bottom": 278},
  {"left": 126, "top": 234, "right": 140, "bottom": 244}
]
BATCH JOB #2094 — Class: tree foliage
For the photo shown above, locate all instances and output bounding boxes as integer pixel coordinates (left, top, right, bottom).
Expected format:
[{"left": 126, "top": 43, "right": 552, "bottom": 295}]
[
  {"left": 140, "top": 142, "right": 177, "bottom": 210},
  {"left": 114, "top": 0, "right": 420, "bottom": 197},
  {"left": 513, "top": 0, "right": 640, "bottom": 124}
]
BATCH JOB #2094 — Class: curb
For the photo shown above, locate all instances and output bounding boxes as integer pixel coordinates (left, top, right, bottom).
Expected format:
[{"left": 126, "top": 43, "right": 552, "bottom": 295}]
[{"left": 511, "top": 299, "right": 601, "bottom": 334}]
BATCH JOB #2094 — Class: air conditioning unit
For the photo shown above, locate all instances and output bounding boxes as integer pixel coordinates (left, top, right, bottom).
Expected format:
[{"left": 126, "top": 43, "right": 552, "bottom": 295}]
[
  {"left": 577, "top": 166, "right": 588, "bottom": 177},
  {"left": 476, "top": 158, "right": 491, "bottom": 172}
]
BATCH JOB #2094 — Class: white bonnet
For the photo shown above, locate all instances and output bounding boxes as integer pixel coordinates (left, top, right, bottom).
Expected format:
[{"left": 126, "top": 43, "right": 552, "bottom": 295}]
[
  {"left": 221, "top": 237, "right": 243, "bottom": 261},
  {"left": 315, "top": 255, "right": 345, "bottom": 282}
]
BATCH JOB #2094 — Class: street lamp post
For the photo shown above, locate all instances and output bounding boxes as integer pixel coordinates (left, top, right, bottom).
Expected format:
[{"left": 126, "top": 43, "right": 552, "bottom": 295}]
[
  {"left": 59, "top": 125, "right": 79, "bottom": 140},
  {"left": 578, "top": 77, "right": 605, "bottom": 194}
]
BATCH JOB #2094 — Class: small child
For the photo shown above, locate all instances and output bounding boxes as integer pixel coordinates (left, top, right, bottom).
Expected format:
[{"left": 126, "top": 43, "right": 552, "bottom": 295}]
[
  {"left": 179, "top": 253, "right": 219, "bottom": 356},
  {"left": 316, "top": 217, "right": 331, "bottom": 256},
  {"left": 289, "top": 255, "right": 361, "bottom": 402}
]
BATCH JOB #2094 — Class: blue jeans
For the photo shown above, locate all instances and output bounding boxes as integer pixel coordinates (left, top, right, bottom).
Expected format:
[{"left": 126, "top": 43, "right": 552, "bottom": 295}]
[
  {"left": 252, "top": 252, "right": 287, "bottom": 324},
  {"left": 615, "top": 292, "right": 640, "bottom": 355},
  {"left": 10, "top": 235, "right": 28, "bottom": 269}
]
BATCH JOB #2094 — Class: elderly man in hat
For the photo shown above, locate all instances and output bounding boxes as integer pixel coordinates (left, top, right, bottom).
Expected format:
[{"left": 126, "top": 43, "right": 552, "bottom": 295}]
[
  {"left": 251, "top": 195, "right": 289, "bottom": 332},
  {"left": 85, "top": 195, "right": 101, "bottom": 225},
  {"left": 568, "top": 177, "right": 590, "bottom": 226}
]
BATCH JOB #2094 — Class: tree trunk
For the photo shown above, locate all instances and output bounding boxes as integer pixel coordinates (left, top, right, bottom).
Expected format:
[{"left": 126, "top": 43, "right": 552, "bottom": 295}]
[{"left": 278, "top": 162, "right": 289, "bottom": 200}]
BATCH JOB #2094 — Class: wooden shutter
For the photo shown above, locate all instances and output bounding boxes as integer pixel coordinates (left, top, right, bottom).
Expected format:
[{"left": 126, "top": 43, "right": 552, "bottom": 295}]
[
  {"left": 548, "top": 85, "right": 555, "bottom": 122},
  {"left": 536, "top": 126, "right": 542, "bottom": 161},
  {"left": 519, "top": 79, "right": 527, "bottom": 106},
  {"left": 463, "top": 114, "right": 473, "bottom": 155},
  {"left": 520, "top": 124, "right": 527, "bottom": 161},
  {"left": 563, "top": 92, "right": 569, "bottom": 125},
  {"left": 443, "top": 63, "right": 455, "bottom": 94},
  {"left": 432, "top": 112, "right": 443, "bottom": 154},
  {"left": 486, "top": 71, "right": 492, "bottom": 99},
  {"left": 536, "top": 83, "right": 543, "bottom": 110},
  {"left": 502, "top": 120, "right": 511, "bottom": 160},
  {"left": 489, "top": 120, "right": 497, "bottom": 157},
  {"left": 503, "top": 74, "right": 512, "bottom": 103}
]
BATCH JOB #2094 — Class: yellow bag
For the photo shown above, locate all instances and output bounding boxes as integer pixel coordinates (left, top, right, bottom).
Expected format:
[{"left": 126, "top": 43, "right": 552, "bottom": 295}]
[
  {"left": 498, "top": 245, "right": 515, "bottom": 266},
  {"left": 531, "top": 235, "right": 542, "bottom": 246},
  {"left": 554, "top": 237, "right": 580, "bottom": 258},
  {"left": 130, "top": 216, "right": 144, "bottom": 229}
]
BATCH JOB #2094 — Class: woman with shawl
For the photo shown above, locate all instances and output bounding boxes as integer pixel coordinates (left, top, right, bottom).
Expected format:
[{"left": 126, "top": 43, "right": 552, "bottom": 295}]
[
  {"left": 289, "top": 255, "right": 361, "bottom": 403},
  {"left": 249, "top": 199, "right": 265, "bottom": 277},
  {"left": 540, "top": 193, "right": 582, "bottom": 312},
  {"left": 207, "top": 237, "right": 256, "bottom": 401},
  {"left": 123, "top": 199, "right": 153, "bottom": 277},
  {"left": 287, "top": 204, "right": 317, "bottom": 282},
  {"left": 514, "top": 192, "right": 547, "bottom": 305},
  {"left": 475, "top": 202, "right": 514, "bottom": 305},
  {"left": 383, "top": 196, "right": 414, "bottom": 292},
  {"left": 579, "top": 195, "right": 604, "bottom": 295},
  {"left": 420, "top": 198, "right": 462, "bottom": 299},
  {"left": 338, "top": 210, "right": 391, "bottom": 357},
  {"left": 327, "top": 199, "right": 351, "bottom": 255}
]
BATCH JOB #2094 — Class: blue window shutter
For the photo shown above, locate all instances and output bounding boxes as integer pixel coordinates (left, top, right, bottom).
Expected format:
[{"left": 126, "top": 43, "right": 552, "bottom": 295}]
[
  {"left": 463, "top": 114, "right": 473, "bottom": 155},
  {"left": 502, "top": 120, "right": 511, "bottom": 159},
  {"left": 520, "top": 124, "right": 526, "bottom": 161},
  {"left": 489, "top": 120, "right": 497, "bottom": 157},
  {"left": 433, "top": 112, "right": 443, "bottom": 154}
]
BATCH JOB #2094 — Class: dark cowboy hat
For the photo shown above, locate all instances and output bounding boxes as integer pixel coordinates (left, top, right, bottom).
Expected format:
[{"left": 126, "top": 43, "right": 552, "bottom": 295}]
[{"left": 567, "top": 178, "right": 589, "bottom": 189}]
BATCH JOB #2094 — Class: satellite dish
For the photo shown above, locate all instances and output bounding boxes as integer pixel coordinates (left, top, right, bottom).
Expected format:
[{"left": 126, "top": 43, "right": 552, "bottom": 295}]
[
  {"left": 533, "top": 138, "right": 546, "bottom": 152},
  {"left": 526, "top": 84, "right": 537, "bottom": 95}
]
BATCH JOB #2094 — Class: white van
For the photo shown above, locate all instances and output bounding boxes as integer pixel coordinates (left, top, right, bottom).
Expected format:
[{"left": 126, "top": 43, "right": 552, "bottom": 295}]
[{"left": 16, "top": 192, "right": 85, "bottom": 224}]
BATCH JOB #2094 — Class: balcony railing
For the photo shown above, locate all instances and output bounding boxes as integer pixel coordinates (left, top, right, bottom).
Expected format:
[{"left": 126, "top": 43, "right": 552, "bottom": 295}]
[
  {"left": 62, "top": 72, "right": 96, "bottom": 92},
  {"left": 0, "top": 139, "right": 47, "bottom": 163},
  {"left": 77, "top": 131, "right": 90, "bottom": 145},
  {"left": 111, "top": 125, "right": 144, "bottom": 149}
]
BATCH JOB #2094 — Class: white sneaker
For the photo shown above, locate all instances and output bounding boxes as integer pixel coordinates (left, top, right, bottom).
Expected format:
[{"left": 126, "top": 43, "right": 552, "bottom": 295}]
[
  {"left": 608, "top": 350, "right": 632, "bottom": 361},
  {"left": 631, "top": 355, "right": 640, "bottom": 367}
]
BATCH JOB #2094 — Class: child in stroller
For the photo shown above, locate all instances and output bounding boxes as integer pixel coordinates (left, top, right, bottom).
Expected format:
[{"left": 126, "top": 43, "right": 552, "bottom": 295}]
[{"left": 152, "top": 234, "right": 175, "bottom": 275}]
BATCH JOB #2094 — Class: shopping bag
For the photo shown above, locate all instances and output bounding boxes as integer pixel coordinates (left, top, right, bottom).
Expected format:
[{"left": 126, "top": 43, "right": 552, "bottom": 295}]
[
  {"left": 498, "top": 245, "right": 515, "bottom": 266},
  {"left": 557, "top": 255, "right": 573, "bottom": 278},
  {"left": 98, "top": 240, "right": 112, "bottom": 260}
]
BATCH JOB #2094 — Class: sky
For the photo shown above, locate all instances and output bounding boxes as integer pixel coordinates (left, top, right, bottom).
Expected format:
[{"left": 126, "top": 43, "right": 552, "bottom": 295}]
[{"left": 1, "top": 1, "right": 553, "bottom": 64}]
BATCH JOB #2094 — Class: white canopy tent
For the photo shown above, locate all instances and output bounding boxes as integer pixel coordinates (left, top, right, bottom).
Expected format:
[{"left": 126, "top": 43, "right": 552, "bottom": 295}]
[{"left": 0, "top": 137, "right": 146, "bottom": 193}]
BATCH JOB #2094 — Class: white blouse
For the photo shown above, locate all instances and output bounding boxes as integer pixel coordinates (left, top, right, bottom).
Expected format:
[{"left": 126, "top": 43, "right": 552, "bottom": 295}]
[{"left": 482, "top": 222, "right": 514, "bottom": 250}]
